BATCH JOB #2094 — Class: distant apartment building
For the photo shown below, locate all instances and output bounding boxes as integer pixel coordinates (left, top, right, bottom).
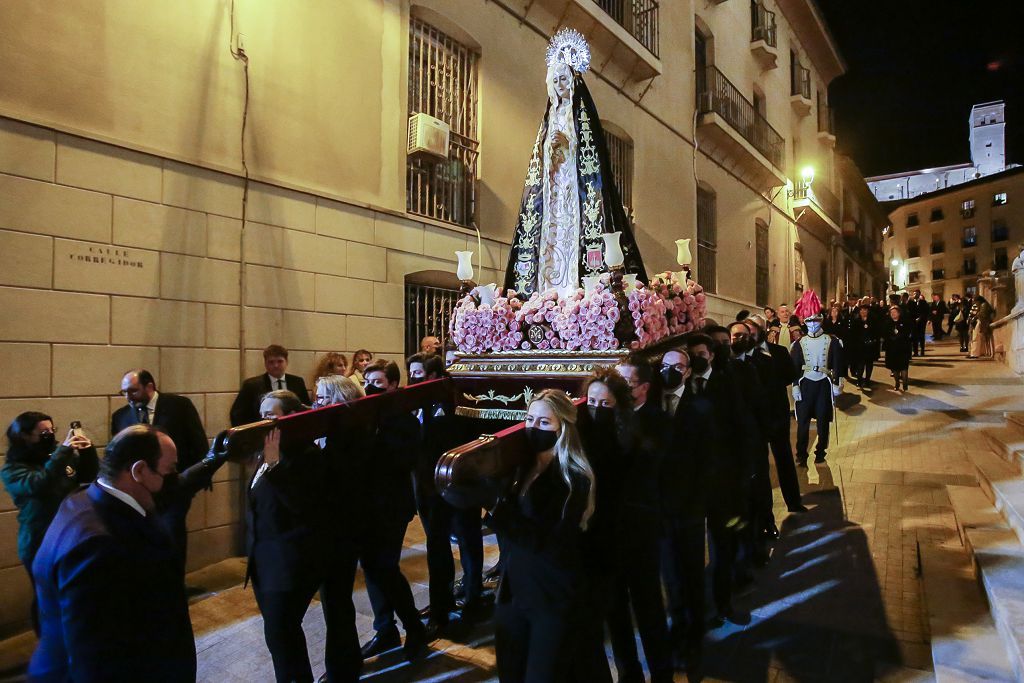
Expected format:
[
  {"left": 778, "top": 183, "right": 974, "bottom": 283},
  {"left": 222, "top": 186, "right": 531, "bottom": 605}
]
[
  {"left": 884, "top": 166, "right": 1024, "bottom": 297},
  {"left": 867, "top": 101, "right": 1013, "bottom": 202}
]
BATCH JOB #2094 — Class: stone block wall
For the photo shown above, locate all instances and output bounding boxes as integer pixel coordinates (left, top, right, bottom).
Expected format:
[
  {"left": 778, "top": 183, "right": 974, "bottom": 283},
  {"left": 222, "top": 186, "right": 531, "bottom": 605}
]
[{"left": 0, "top": 117, "right": 507, "bottom": 636}]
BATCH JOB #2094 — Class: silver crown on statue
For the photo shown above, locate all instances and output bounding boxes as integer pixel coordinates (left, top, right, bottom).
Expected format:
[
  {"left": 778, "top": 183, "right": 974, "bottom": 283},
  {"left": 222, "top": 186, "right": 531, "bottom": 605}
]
[{"left": 546, "top": 27, "right": 591, "bottom": 74}]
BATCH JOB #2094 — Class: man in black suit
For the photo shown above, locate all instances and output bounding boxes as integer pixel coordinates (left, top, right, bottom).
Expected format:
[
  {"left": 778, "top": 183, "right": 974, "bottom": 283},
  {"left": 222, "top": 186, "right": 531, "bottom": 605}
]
[
  {"left": 929, "top": 293, "right": 948, "bottom": 341},
  {"left": 230, "top": 344, "right": 311, "bottom": 426},
  {"left": 112, "top": 369, "right": 208, "bottom": 565},
  {"left": 908, "top": 290, "right": 930, "bottom": 355},
  {"left": 29, "top": 425, "right": 195, "bottom": 682},
  {"left": 408, "top": 352, "right": 483, "bottom": 636},
  {"left": 745, "top": 317, "right": 804, "bottom": 513}
]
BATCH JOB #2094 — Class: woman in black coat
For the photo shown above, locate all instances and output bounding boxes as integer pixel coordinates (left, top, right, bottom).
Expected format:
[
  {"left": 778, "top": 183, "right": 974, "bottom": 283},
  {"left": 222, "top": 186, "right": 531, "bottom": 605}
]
[
  {"left": 489, "top": 389, "right": 596, "bottom": 683},
  {"left": 848, "top": 305, "right": 881, "bottom": 389},
  {"left": 883, "top": 306, "right": 913, "bottom": 392},
  {"left": 1, "top": 412, "right": 97, "bottom": 634},
  {"left": 247, "top": 390, "right": 327, "bottom": 683}
]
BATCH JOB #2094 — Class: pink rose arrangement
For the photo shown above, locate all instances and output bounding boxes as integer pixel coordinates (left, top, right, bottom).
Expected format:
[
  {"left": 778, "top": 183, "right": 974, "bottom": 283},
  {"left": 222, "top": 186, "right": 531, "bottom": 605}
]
[{"left": 450, "top": 275, "right": 707, "bottom": 353}]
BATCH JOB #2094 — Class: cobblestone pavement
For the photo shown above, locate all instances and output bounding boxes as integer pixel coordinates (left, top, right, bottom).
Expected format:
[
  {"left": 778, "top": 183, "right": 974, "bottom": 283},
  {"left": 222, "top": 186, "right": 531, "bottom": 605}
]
[{"left": 3, "top": 341, "right": 1023, "bottom": 682}]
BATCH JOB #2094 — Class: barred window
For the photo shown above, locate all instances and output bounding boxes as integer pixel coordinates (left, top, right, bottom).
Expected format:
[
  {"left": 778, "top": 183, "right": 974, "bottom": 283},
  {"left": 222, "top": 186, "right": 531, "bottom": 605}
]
[
  {"left": 755, "top": 221, "right": 769, "bottom": 307},
  {"left": 604, "top": 128, "right": 634, "bottom": 218},
  {"left": 407, "top": 18, "right": 480, "bottom": 228},
  {"left": 696, "top": 187, "right": 717, "bottom": 294},
  {"left": 404, "top": 272, "right": 462, "bottom": 357}
]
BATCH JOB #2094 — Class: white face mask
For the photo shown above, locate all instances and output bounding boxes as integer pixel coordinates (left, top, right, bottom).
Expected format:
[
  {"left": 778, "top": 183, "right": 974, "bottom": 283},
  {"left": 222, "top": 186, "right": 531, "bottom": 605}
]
[{"left": 806, "top": 321, "right": 822, "bottom": 336}]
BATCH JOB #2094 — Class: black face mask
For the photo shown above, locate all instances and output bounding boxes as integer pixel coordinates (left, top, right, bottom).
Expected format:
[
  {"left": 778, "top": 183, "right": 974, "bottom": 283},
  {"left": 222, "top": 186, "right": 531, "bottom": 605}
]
[
  {"left": 364, "top": 384, "right": 387, "bottom": 396},
  {"left": 731, "top": 339, "right": 752, "bottom": 355},
  {"left": 660, "top": 367, "right": 683, "bottom": 390},
  {"left": 690, "top": 356, "right": 710, "bottom": 375},
  {"left": 152, "top": 471, "right": 179, "bottom": 510},
  {"left": 524, "top": 427, "right": 558, "bottom": 454},
  {"left": 36, "top": 432, "right": 56, "bottom": 454},
  {"left": 587, "top": 405, "right": 615, "bottom": 425},
  {"left": 407, "top": 377, "right": 424, "bottom": 386}
]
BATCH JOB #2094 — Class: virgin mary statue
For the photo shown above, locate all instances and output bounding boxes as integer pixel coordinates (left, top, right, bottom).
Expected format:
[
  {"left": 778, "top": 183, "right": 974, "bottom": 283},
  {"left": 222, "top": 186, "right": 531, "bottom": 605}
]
[{"left": 503, "top": 28, "right": 647, "bottom": 297}]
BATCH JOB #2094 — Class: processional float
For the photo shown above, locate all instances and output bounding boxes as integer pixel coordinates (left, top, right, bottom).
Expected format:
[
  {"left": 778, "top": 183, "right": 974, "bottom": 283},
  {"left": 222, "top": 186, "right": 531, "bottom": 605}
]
[{"left": 225, "top": 29, "right": 707, "bottom": 509}]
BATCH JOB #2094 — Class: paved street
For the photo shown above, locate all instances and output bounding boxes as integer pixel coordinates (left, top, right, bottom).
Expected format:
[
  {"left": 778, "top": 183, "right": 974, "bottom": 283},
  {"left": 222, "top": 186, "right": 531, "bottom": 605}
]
[{"left": 3, "top": 341, "right": 1023, "bottom": 682}]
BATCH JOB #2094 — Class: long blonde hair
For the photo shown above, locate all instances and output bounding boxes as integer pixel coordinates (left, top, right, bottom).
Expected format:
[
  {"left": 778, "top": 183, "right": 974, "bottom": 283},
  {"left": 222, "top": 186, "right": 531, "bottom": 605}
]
[
  {"left": 316, "top": 374, "right": 363, "bottom": 405},
  {"left": 528, "top": 389, "right": 596, "bottom": 530}
]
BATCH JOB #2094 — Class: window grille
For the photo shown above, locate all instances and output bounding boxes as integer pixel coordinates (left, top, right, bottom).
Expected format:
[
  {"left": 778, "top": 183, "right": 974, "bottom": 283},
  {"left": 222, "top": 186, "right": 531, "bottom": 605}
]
[
  {"left": 404, "top": 283, "right": 461, "bottom": 358},
  {"left": 696, "top": 187, "right": 717, "bottom": 294},
  {"left": 407, "top": 18, "right": 480, "bottom": 228},
  {"left": 604, "top": 129, "right": 634, "bottom": 216},
  {"left": 755, "top": 222, "right": 769, "bottom": 307},
  {"left": 963, "top": 226, "right": 977, "bottom": 247}
]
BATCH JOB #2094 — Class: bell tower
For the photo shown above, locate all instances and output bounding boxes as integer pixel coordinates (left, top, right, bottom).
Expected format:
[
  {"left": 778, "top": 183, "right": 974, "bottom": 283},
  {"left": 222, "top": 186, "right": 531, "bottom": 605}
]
[{"left": 969, "top": 101, "right": 1006, "bottom": 177}]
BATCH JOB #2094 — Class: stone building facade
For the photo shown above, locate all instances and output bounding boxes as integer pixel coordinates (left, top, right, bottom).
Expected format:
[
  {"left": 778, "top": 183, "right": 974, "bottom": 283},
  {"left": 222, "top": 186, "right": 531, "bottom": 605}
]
[{"left": 0, "top": 0, "right": 885, "bottom": 633}]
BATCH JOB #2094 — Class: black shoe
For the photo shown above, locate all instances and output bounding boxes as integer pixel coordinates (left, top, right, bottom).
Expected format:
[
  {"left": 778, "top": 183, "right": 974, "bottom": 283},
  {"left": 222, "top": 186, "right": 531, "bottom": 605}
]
[
  {"left": 764, "top": 523, "right": 780, "bottom": 540},
  {"left": 788, "top": 504, "right": 808, "bottom": 513},
  {"left": 814, "top": 454, "right": 826, "bottom": 463},
  {"left": 796, "top": 457, "right": 808, "bottom": 468},
  {"left": 361, "top": 626, "right": 401, "bottom": 659},
  {"left": 418, "top": 605, "right": 431, "bottom": 620},
  {"left": 403, "top": 623, "right": 430, "bottom": 661},
  {"left": 424, "top": 617, "right": 448, "bottom": 641}
]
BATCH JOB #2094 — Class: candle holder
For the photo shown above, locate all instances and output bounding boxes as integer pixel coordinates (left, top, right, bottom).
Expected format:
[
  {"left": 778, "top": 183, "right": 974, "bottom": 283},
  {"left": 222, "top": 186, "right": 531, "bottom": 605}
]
[
  {"left": 603, "top": 232, "right": 635, "bottom": 345},
  {"left": 456, "top": 250, "right": 476, "bottom": 297},
  {"left": 675, "top": 238, "right": 692, "bottom": 283}
]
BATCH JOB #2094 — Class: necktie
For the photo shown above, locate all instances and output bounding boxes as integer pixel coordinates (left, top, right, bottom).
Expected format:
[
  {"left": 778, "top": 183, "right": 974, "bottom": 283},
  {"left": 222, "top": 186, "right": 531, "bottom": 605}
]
[
  {"left": 136, "top": 405, "right": 149, "bottom": 424},
  {"left": 696, "top": 377, "right": 706, "bottom": 395},
  {"left": 276, "top": 379, "right": 284, "bottom": 390},
  {"left": 664, "top": 394, "right": 679, "bottom": 415}
]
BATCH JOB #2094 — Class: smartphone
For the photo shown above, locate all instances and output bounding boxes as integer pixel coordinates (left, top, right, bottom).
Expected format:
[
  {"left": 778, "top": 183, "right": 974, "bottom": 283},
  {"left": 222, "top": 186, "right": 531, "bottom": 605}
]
[{"left": 70, "top": 421, "right": 86, "bottom": 439}]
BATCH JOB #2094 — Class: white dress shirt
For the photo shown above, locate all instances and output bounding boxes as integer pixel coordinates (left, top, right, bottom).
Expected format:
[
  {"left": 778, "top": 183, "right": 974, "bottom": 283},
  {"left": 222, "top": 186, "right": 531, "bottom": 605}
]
[
  {"left": 267, "top": 374, "right": 287, "bottom": 391},
  {"left": 96, "top": 477, "right": 146, "bottom": 517}
]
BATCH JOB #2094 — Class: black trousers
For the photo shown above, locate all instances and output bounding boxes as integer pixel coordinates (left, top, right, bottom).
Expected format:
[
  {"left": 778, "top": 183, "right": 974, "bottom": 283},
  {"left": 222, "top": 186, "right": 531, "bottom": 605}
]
[
  {"left": 706, "top": 509, "right": 737, "bottom": 615},
  {"left": 796, "top": 378, "right": 833, "bottom": 460},
  {"left": 359, "top": 519, "right": 420, "bottom": 633},
  {"left": 418, "top": 493, "right": 483, "bottom": 618},
  {"left": 750, "top": 439, "right": 773, "bottom": 536},
  {"left": 768, "top": 423, "right": 803, "bottom": 509},
  {"left": 319, "top": 535, "right": 362, "bottom": 683},
  {"left": 22, "top": 558, "right": 39, "bottom": 636},
  {"left": 912, "top": 321, "right": 927, "bottom": 354},
  {"left": 496, "top": 600, "right": 575, "bottom": 683},
  {"left": 957, "top": 327, "right": 970, "bottom": 350},
  {"left": 608, "top": 516, "right": 672, "bottom": 682},
  {"left": 851, "top": 357, "right": 875, "bottom": 383},
  {"left": 254, "top": 577, "right": 322, "bottom": 683},
  {"left": 661, "top": 518, "right": 706, "bottom": 649},
  {"left": 930, "top": 317, "right": 945, "bottom": 340}
]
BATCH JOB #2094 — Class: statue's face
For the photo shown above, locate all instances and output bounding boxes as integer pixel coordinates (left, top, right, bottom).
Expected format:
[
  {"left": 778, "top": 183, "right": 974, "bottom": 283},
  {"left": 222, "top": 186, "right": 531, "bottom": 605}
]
[{"left": 549, "top": 64, "right": 572, "bottom": 101}]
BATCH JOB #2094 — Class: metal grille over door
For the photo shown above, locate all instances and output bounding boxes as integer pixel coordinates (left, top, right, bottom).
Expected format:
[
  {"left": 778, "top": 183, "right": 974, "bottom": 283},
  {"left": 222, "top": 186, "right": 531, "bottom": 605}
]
[{"left": 405, "top": 283, "right": 461, "bottom": 357}]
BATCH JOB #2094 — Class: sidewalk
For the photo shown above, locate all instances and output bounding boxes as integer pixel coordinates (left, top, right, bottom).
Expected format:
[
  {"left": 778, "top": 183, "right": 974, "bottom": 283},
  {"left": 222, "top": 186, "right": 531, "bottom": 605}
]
[{"left": 2, "top": 341, "right": 1021, "bottom": 682}]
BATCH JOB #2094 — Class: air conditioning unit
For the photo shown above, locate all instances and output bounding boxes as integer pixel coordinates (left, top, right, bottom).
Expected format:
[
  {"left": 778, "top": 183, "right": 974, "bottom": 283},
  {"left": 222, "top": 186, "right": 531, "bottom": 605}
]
[{"left": 408, "top": 113, "right": 450, "bottom": 158}]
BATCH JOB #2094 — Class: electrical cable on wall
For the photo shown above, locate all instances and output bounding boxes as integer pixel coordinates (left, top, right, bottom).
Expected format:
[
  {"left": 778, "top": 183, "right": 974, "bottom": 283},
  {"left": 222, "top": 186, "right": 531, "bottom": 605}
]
[{"left": 230, "top": 0, "right": 251, "bottom": 383}]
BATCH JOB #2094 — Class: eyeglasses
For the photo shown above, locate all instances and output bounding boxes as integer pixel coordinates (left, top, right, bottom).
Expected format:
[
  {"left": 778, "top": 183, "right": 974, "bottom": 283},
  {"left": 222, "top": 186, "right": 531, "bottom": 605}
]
[{"left": 661, "top": 363, "right": 689, "bottom": 372}]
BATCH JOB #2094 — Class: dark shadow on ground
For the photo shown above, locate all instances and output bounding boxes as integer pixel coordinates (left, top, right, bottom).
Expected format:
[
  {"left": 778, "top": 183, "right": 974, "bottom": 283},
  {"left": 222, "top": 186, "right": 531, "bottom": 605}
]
[
  {"left": 698, "top": 464, "right": 901, "bottom": 682},
  {"left": 360, "top": 625, "right": 496, "bottom": 682}
]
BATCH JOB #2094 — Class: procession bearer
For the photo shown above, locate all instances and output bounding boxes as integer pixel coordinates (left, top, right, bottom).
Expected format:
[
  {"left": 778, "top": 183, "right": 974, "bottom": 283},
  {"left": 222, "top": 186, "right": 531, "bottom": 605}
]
[{"left": 790, "top": 313, "right": 844, "bottom": 466}]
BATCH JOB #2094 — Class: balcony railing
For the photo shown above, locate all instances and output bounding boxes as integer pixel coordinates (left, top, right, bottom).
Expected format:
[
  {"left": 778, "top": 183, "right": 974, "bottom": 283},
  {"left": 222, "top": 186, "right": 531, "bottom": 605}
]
[
  {"left": 963, "top": 236, "right": 977, "bottom": 248},
  {"left": 932, "top": 269, "right": 945, "bottom": 281},
  {"left": 792, "top": 181, "right": 840, "bottom": 223},
  {"left": 963, "top": 261, "right": 977, "bottom": 275},
  {"left": 818, "top": 103, "right": 835, "bottom": 135},
  {"left": 961, "top": 207, "right": 975, "bottom": 219},
  {"left": 907, "top": 246, "right": 920, "bottom": 258},
  {"left": 593, "top": 0, "right": 660, "bottom": 57},
  {"left": 750, "top": 0, "right": 776, "bottom": 46},
  {"left": 791, "top": 61, "right": 811, "bottom": 99},
  {"left": 697, "top": 65, "right": 784, "bottom": 169},
  {"left": 930, "top": 243, "right": 945, "bottom": 254}
]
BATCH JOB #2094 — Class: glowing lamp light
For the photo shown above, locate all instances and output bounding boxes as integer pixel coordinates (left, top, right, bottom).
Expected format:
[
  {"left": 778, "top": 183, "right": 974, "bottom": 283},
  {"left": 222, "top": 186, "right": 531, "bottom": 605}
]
[
  {"left": 890, "top": 258, "right": 900, "bottom": 267},
  {"left": 455, "top": 251, "right": 474, "bottom": 282},
  {"left": 800, "top": 166, "right": 815, "bottom": 187},
  {"left": 675, "top": 238, "right": 692, "bottom": 267},
  {"left": 603, "top": 232, "right": 624, "bottom": 268}
]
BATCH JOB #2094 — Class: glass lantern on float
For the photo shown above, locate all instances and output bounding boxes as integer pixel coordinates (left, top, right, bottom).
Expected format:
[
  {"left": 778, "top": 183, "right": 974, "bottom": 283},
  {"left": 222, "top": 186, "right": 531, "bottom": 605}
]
[
  {"left": 456, "top": 250, "right": 474, "bottom": 296},
  {"left": 675, "top": 238, "right": 692, "bottom": 283}
]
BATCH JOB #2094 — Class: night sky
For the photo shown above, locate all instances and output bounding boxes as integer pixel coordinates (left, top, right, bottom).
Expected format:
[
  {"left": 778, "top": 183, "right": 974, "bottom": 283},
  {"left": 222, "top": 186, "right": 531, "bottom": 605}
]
[{"left": 816, "top": 0, "right": 1022, "bottom": 178}]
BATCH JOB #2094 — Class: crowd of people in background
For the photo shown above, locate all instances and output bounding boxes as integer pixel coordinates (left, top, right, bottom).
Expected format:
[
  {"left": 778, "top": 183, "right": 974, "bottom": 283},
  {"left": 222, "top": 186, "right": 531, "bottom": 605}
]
[{"left": 0, "top": 285, "right": 998, "bottom": 682}]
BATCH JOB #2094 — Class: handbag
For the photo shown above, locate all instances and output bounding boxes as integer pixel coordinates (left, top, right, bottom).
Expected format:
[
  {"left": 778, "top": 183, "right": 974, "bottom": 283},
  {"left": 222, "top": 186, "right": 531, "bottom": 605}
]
[{"left": 953, "top": 311, "right": 964, "bottom": 324}]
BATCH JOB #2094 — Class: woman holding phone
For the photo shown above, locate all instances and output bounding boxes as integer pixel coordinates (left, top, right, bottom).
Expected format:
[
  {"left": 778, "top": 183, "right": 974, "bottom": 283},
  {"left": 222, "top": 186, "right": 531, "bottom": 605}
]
[{"left": 2, "top": 412, "right": 98, "bottom": 633}]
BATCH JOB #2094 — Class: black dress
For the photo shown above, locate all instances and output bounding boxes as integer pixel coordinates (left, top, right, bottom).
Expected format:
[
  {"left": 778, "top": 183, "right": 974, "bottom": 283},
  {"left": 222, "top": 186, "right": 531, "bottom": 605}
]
[
  {"left": 489, "top": 461, "right": 591, "bottom": 683},
  {"left": 884, "top": 319, "right": 913, "bottom": 371}
]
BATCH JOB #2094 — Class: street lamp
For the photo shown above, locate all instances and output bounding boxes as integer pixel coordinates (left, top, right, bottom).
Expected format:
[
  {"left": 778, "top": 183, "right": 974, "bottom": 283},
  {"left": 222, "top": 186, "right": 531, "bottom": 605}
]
[{"left": 800, "top": 166, "right": 815, "bottom": 187}]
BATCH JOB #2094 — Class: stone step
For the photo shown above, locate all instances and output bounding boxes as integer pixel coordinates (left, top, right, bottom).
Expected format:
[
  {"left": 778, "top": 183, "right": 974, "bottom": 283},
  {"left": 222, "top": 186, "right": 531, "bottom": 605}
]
[
  {"left": 948, "top": 485, "right": 1010, "bottom": 546},
  {"left": 982, "top": 426, "right": 1024, "bottom": 475},
  {"left": 919, "top": 542, "right": 1016, "bottom": 682},
  {"left": 1006, "top": 412, "right": 1024, "bottom": 433},
  {"left": 968, "top": 451, "right": 1024, "bottom": 546},
  {"left": 962, "top": 526, "right": 1024, "bottom": 681}
]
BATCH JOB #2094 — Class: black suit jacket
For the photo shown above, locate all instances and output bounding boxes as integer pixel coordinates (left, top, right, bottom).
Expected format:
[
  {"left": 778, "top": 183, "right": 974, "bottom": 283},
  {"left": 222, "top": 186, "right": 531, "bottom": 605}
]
[
  {"left": 245, "top": 443, "right": 326, "bottom": 592},
  {"left": 230, "top": 374, "right": 311, "bottom": 426},
  {"left": 29, "top": 484, "right": 195, "bottom": 682},
  {"left": 111, "top": 392, "right": 208, "bottom": 471},
  {"left": 662, "top": 393, "right": 708, "bottom": 521}
]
